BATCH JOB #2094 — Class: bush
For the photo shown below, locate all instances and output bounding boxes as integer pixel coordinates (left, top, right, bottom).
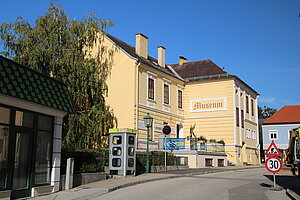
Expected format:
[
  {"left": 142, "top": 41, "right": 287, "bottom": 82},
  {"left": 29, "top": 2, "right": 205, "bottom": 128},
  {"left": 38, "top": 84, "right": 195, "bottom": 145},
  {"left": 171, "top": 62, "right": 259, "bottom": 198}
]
[{"left": 61, "top": 149, "right": 109, "bottom": 174}]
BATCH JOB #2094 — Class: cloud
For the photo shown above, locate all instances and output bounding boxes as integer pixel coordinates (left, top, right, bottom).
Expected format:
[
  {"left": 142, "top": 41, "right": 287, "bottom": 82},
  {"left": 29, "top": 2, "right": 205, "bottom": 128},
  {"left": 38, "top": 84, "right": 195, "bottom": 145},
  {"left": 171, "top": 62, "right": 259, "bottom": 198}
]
[{"left": 259, "top": 96, "right": 277, "bottom": 104}]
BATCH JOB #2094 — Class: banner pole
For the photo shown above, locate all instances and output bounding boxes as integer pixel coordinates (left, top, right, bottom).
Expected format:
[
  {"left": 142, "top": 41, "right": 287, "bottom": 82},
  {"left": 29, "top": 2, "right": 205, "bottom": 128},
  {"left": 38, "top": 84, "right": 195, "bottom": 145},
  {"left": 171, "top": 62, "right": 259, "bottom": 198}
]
[{"left": 165, "top": 135, "right": 167, "bottom": 171}]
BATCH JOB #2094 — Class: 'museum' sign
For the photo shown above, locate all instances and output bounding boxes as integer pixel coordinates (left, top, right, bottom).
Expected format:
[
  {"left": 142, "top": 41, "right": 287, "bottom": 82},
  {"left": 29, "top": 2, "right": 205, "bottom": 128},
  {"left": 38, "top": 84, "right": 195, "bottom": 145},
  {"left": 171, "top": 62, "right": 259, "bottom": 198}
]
[{"left": 190, "top": 97, "right": 226, "bottom": 112}]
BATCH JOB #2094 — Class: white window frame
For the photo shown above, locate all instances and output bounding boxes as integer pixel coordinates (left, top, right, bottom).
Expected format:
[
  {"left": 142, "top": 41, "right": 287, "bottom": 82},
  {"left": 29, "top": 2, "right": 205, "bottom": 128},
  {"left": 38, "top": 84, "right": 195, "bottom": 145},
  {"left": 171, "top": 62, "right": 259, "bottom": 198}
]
[
  {"left": 246, "top": 128, "right": 251, "bottom": 139},
  {"left": 176, "top": 87, "right": 183, "bottom": 110},
  {"left": 162, "top": 80, "right": 170, "bottom": 106},
  {"left": 147, "top": 73, "right": 156, "bottom": 101},
  {"left": 269, "top": 130, "right": 278, "bottom": 140},
  {"left": 252, "top": 130, "right": 256, "bottom": 140}
]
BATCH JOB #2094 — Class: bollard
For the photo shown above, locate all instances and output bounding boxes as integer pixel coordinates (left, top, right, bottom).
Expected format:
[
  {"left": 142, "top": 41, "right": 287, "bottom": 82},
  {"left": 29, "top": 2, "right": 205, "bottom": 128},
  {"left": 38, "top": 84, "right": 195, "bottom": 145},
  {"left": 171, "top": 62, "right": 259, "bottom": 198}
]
[{"left": 65, "top": 158, "right": 74, "bottom": 190}]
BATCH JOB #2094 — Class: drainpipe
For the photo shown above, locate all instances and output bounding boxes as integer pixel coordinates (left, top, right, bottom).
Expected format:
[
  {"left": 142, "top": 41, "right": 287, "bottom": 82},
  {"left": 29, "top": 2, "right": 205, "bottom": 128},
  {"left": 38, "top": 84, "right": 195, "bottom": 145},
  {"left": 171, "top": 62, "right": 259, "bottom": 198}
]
[{"left": 135, "top": 60, "right": 141, "bottom": 132}]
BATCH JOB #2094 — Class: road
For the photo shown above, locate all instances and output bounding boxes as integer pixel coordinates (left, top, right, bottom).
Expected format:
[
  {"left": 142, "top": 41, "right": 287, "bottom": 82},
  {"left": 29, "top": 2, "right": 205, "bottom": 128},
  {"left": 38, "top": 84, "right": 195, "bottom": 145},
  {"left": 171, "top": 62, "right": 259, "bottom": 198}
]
[{"left": 92, "top": 168, "right": 291, "bottom": 200}]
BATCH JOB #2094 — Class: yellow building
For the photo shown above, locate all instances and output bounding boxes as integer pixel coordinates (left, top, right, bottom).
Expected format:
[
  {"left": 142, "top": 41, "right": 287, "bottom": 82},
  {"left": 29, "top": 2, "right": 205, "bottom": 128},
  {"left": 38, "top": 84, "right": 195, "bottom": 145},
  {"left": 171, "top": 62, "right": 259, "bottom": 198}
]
[{"left": 94, "top": 32, "right": 259, "bottom": 165}]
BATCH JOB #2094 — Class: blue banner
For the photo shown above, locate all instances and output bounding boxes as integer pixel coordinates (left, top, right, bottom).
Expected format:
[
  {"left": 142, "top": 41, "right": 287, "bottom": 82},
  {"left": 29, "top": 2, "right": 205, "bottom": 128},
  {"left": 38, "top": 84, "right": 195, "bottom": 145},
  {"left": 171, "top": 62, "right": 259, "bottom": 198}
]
[{"left": 163, "top": 138, "right": 185, "bottom": 150}]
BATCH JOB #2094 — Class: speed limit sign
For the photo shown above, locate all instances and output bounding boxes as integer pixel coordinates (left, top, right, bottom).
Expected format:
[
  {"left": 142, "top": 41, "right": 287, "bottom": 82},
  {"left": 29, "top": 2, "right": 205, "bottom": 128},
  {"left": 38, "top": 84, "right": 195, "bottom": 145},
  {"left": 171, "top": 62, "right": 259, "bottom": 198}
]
[{"left": 265, "top": 156, "right": 282, "bottom": 173}]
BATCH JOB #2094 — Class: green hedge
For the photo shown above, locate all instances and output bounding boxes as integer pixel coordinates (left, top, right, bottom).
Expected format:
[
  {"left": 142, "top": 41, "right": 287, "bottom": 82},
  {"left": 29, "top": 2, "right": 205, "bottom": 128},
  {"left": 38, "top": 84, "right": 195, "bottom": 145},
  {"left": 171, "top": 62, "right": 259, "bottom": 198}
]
[{"left": 61, "top": 149, "right": 109, "bottom": 174}]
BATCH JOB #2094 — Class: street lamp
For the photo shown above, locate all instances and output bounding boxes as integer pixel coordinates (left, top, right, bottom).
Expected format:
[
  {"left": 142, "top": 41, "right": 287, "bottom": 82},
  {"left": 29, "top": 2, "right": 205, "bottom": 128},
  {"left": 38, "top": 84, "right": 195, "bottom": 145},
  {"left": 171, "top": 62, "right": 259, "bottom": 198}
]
[{"left": 143, "top": 112, "right": 153, "bottom": 173}]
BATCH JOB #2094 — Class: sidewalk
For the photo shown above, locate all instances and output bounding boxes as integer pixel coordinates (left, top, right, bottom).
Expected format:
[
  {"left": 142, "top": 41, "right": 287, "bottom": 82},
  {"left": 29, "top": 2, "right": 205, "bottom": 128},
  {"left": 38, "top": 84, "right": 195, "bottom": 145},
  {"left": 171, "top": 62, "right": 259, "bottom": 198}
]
[{"left": 29, "top": 166, "right": 298, "bottom": 200}]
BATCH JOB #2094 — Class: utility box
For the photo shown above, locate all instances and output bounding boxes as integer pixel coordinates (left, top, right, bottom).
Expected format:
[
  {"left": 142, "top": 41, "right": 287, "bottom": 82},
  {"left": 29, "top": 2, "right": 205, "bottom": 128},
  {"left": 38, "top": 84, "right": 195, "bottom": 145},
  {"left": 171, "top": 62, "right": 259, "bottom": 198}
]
[{"left": 109, "top": 128, "right": 136, "bottom": 176}]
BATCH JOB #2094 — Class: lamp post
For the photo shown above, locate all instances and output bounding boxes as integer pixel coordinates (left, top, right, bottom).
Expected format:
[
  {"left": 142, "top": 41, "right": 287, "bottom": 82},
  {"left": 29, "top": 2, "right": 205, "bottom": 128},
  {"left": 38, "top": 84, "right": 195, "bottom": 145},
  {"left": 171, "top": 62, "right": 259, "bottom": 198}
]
[{"left": 143, "top": 113, "right": 153, "bottom": 173}]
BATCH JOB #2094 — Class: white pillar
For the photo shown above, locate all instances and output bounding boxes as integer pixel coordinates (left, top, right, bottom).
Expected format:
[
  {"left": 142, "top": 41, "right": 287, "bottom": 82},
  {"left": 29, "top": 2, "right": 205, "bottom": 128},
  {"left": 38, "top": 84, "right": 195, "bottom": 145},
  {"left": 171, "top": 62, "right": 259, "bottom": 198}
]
[{"left": 65, "top": 158, "right": 74, "bottom": 190}]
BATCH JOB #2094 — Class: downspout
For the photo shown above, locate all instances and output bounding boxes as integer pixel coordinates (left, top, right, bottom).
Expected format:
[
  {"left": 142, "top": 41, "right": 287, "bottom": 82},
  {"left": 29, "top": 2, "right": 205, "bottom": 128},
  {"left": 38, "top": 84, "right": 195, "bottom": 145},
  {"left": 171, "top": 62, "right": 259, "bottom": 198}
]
[{"left": 135, "top": 60, "right": 141, "bottom": 132}]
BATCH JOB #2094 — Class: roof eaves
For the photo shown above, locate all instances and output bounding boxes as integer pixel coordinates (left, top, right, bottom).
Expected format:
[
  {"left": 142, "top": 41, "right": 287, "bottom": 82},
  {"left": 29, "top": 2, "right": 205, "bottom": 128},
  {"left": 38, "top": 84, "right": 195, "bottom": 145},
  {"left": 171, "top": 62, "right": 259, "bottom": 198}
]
[
  {"left": 233, "top": 75, "right": 260, "bottom": 96},
  {"left": 185, "top": 73, "right": 231, "bottom": 82}
]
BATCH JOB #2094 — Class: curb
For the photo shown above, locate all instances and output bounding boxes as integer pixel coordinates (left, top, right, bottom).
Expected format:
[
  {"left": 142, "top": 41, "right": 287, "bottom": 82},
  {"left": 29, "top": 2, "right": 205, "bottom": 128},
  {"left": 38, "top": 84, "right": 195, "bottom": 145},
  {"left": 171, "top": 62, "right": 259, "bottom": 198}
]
[{"left": 286, "top": 189, "right": 300, "bottom": 200}]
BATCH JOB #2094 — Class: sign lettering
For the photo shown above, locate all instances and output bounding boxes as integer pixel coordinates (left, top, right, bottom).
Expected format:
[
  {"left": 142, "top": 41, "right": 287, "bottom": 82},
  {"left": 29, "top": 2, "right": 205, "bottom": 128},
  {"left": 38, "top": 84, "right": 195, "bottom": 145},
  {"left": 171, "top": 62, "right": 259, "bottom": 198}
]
[{"left": 190, "top": 97, "right": 226, "bottom": 112}]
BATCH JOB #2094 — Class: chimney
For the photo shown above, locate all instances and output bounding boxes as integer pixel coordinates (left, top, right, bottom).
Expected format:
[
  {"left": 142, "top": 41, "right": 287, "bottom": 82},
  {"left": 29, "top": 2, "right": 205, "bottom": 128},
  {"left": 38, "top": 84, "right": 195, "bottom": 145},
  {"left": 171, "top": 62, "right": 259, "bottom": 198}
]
[
  {"left": 157, "top": 46, "right": 166, "bottom": 67},
  {"left": 179, "top": 56, "right": 187, "bottom": 65},
  {"left": 135, "top": 33, "right": 148, "bottom": 58}
]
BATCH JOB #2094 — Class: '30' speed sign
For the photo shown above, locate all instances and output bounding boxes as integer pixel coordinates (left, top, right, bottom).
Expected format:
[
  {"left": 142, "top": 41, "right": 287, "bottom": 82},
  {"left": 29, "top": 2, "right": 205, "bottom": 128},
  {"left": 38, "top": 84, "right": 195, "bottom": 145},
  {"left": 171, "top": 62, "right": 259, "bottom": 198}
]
[{"left": 265, "top": 157, "right": 282, "bottom": 173}]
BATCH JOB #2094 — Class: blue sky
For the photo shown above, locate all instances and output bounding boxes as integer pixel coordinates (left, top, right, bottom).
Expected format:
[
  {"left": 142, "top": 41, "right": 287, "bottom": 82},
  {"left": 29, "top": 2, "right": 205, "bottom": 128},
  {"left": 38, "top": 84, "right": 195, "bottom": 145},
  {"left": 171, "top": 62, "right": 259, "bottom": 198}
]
[{"left": 1, "top": 0, "right": 299, "bottom": 110}]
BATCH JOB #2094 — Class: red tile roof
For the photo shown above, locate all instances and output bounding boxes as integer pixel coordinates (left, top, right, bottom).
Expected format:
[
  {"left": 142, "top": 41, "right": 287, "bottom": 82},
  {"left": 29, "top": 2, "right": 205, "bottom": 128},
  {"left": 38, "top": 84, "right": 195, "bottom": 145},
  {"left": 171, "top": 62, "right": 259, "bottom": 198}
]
[{"left": 263, "top": 105, "right": 300, "bottom": 124}]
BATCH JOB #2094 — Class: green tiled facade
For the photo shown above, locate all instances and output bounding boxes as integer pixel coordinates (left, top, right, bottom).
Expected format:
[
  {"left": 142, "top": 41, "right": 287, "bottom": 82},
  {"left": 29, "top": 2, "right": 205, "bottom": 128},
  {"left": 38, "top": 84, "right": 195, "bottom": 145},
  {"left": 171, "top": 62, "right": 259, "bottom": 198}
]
[{"left": 0, "top": 56, "right": 73, "bottom": 113}]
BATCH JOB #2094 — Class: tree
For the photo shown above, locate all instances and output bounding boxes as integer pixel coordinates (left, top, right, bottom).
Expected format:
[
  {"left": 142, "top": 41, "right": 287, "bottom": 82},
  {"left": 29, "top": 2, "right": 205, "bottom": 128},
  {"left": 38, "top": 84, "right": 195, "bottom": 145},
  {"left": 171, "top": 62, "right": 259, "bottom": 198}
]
[
  {"left": 258, "top": 105, "right": 277, "bottom": 162},
  {"left": 0, "top": 3, "right": 117, "bottom": 150},
  {"left": 258, "top": 106, "right": 277, "bottom": 119}
]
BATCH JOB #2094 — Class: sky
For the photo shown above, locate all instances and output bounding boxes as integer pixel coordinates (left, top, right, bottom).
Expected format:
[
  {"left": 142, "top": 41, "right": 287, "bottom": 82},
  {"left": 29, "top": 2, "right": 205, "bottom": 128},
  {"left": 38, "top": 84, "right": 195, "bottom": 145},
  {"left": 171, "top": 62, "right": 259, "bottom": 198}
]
[{"left": 0, "top": 0, "right": 299, "bottom": 110}]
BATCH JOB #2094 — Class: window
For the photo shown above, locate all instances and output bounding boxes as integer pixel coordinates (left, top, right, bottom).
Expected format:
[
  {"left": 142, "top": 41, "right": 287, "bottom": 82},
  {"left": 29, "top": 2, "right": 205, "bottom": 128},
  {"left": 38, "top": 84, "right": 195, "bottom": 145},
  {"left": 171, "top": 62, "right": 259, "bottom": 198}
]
[
  {"left": 128, "top": 147, "right": 134, "bottom": 156},
  {"left": 251, "top": 99, "right": 254, "bottom": 116},
  {"left": 205, "top": 158, "right": 213, "bottom": 167},
  {"left": 252, "top": 130, "right": 256, "bottom": 140},
  {"left": 246, "top": 128, "right": 251, "bottom": 139},
  {"left": 129, "top": 136, "right": 134, "bottom": 145},
  {"left": 246, "top": 96, "right": 249, "bottom": 113},
  {"left": 112, "top": 147, "right": 122, "bottom": 156},
  {"left": 178, "top": 90, "right": 182, "bottom": 109},
  {"left": 218, "top": 159, "right": 224, "bottom": 167},
  {"left": 0, "top": 107, "right": 10, "bottom": 124},
  {"left": 148, "top": 77, "right": 155, "bottom": 100},
  {"left": 34, "top": 115, "right": 53, "bottom": 184},
  {"left": 164, "top": 83, "right": 169, "bottom": 104},
  {"left": 113, "top": 136, "right": 122, "bottom": 145},
  {"left": 112, "top": 158, "right": 121, "bottom": 167},
  {"left": 241, "top": 110, "right": 244, "bottom": 128},
  {"left": 269, "top": 130, "right": 278, "bottom": 140},
  {"left": 15, "top": 110, "right": 34, "bottom": 128},
  {"left": 236, "top": 107, "right": 239, "bottom": 127},
  {"left": 128, "top": 158, "right": 134, "bottom": 167},
  {"left": 0, "top": 125, "right": 9, "bottom": 188}
]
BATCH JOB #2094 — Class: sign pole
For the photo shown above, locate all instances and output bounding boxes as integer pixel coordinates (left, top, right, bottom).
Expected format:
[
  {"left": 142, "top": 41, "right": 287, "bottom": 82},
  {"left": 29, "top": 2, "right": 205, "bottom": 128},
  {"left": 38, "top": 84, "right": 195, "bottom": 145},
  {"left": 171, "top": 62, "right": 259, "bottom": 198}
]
[
  {"left": 273, "top": 173, "right": 276, "bottom": 187},
  {"left": 164, "top": 135, "right": 167, "bottom": 171}
]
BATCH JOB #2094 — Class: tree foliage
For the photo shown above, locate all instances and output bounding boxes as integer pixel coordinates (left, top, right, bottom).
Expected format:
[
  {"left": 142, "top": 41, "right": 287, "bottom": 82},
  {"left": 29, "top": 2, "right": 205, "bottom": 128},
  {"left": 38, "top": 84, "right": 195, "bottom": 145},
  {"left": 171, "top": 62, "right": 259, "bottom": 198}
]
[
  {"left": 0, "top": 3, "right": 117, "bottom": 150},
  {"left": 258, "top": 106, "right": 277, "bottom": 119}
]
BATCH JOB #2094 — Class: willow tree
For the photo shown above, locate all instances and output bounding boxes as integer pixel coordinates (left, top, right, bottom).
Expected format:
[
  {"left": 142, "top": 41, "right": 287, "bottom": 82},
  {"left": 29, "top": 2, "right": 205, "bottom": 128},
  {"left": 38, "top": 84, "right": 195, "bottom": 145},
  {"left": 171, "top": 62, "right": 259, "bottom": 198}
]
[{"left": 0, "top": 3, "right": 117, "bottom": 150}]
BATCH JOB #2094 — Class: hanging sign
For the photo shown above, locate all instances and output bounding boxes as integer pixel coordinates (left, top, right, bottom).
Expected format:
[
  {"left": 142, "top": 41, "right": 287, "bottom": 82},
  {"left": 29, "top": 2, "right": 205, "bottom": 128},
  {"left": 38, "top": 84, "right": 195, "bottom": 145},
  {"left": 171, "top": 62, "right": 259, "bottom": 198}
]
[{"left": 265, "top": 141, "right": 282, "bottom": 156}]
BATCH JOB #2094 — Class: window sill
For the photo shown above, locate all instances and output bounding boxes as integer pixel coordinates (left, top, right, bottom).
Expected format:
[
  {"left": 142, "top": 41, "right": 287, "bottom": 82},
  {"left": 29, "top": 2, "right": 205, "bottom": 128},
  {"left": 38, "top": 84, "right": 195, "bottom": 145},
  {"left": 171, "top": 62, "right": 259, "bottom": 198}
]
[
  {"left": 147, "top": 99, "right": 156, "bottom": 103},
  {"left": 163, "top": 103, "right": 170, "bottom": 107}
]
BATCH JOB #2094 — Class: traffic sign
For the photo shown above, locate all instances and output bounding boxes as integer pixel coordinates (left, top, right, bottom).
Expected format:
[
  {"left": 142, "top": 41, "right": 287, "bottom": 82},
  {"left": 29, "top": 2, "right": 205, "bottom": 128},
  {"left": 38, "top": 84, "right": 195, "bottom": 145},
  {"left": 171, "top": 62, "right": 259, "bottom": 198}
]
[
  {"left": 265, "top": 156, "right": 282, "bottom": 173},
  {"left": 162, "top": 125, "right": 171, "bottom": 135},
  {"left": 265, "top": 141, "right": 282, "bottom": 156}
]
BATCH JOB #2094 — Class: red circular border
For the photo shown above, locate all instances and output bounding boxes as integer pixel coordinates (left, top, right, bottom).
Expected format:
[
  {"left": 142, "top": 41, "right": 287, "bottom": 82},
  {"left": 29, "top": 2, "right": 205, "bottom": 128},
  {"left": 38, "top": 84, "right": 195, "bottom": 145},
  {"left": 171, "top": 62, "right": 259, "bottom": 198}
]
[{"left": 265, "top": 156, "right": 282, "bottom": 173}]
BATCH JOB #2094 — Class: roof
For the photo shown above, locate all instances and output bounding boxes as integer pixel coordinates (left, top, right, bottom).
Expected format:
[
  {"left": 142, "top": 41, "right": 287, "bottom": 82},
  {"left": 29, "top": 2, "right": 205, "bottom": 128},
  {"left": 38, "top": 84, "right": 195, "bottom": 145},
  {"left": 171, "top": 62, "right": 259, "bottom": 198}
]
[
  {"left": 104, "top": 33, "right": 180, "bottom": 79},
  {"left": 104, "top": 32, "right": 258, "bottom": 95},
  {"left": 263, "top": 105, "right": 300, "bottom": 125},
  {"left": 170, "top": 59, "right": 227, "bottom": 79},
  {"left": 171, "top": 59, "right": 259, "bottom": 95},
  {"left": 0, "top": 56, "right": 74, "bottom": 113}
]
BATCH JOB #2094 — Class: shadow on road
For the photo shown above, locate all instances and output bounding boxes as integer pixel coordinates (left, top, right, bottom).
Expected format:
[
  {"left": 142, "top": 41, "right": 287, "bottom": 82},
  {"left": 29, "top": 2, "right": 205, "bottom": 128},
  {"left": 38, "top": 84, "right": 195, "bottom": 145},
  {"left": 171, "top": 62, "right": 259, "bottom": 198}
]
[{"left": 264, "top": 174, "right": 300, "bottom": 196}]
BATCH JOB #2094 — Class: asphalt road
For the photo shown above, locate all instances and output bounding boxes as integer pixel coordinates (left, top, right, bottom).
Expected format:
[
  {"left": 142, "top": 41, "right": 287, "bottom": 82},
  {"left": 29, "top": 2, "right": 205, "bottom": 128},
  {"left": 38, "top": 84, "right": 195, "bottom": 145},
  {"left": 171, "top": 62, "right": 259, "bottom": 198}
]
[{"left": 92, "top": 168, "right": 291, "bottom": 200}]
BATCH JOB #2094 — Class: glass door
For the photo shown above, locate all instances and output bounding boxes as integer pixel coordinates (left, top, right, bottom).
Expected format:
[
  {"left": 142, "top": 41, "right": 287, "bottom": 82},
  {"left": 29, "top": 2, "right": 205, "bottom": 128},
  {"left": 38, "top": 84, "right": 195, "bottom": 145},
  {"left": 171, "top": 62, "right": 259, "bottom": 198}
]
[{"left": 11, "top": 130, "right": 32, "bottom": 199}]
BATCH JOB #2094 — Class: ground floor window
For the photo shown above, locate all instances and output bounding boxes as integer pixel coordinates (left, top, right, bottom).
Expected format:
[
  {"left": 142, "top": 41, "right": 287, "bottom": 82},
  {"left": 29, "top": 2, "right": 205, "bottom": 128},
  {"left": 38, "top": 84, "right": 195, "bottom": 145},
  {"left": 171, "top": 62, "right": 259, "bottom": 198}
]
[
  {"left": 205, "top": 158, "right": 213, "bottom": 167},
  {"left": 0, "top": 104, "right": 54, "bottom": 191},
  {"left": 218, "top": 159, "right": 225, "bottom": 167}
]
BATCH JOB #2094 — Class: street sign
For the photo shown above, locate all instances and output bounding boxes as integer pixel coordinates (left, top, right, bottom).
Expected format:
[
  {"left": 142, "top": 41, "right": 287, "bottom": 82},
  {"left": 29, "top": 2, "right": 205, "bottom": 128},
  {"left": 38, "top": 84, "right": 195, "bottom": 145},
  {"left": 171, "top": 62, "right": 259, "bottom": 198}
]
[
  {"left": 265, "top": 141, "right": 282, "bottom": 156},
  {"left": 163, "top": 138, "right": 185, "bottom": 150},
  {"left": 265, "top": 156, "right": 282, "bottom": 173},
  {"left": 163, "top": 125, "right": 171, "bottom": 135}
]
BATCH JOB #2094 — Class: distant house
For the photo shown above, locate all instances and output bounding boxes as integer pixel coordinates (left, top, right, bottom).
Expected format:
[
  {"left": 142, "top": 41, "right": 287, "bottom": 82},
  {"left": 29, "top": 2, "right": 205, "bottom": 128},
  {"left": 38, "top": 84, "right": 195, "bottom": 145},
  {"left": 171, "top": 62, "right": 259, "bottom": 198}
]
[
  {"left": 0, "top": 56, "right": 73, "bottom": 199},
  {"left": 262, "top": 105, "right": 300, "bottom": 156}
]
